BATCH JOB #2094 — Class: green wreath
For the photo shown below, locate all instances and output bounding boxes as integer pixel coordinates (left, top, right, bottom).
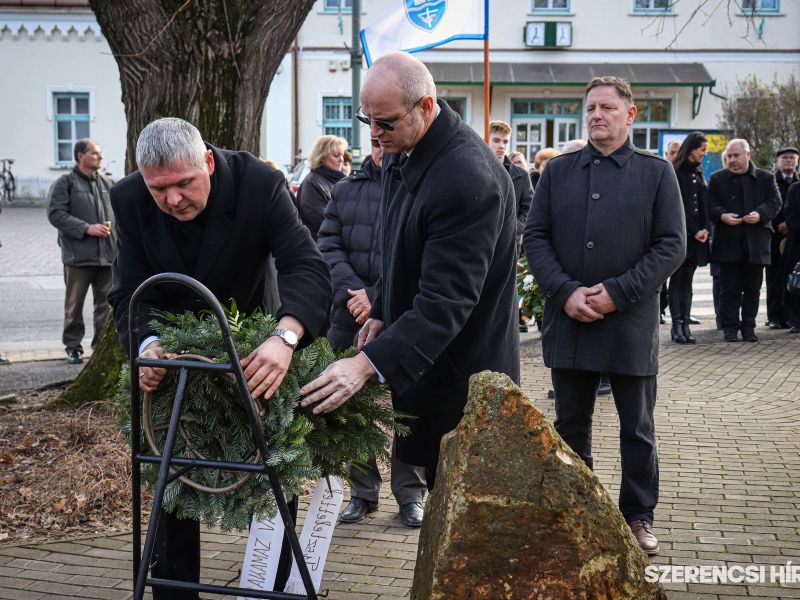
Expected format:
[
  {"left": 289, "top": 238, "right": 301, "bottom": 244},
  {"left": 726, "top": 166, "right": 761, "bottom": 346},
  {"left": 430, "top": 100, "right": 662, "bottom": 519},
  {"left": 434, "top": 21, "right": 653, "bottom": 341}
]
[
  {"left": 517, "top": 255, "right": 545, "bottom": 325},
  {"left": 114, "top": 306, "right": 406, "bottom": 532}
]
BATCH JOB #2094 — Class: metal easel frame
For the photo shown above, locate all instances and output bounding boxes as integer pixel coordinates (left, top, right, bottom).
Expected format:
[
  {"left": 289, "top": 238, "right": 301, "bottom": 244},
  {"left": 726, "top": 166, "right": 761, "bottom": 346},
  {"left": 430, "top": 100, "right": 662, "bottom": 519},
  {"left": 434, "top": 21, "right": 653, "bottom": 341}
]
[{"left": 128, "top": 273, "right": 317, "bottom": 600}]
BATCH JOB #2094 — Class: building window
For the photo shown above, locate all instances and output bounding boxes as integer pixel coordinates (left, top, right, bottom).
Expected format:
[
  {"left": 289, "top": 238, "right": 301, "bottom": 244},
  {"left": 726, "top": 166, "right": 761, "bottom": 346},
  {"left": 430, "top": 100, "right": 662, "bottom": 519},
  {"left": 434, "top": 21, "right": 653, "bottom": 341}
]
[
  {"left": 631, "top": 99, "right": 671, "bottom": 153},
  {"left": 511, "top": 98, "right": 582, "bottom": 161},
  {"left": 633, "top": 0, "right": 673, "bottom": 12},
  {"left": 322, "top": 96, "right": 352, "bottom": 145},
  {"left": 741, "top": 0, "right": 779, "bottom": 12},
  {"left": 323, "top": 0, "right": 352, "bottom": 12},
  {"left": 441, "top": 97, "right": 467, "bottom": 120},
  {"left": 54, "top": 92, "right": 91, "bottom": 165},
  {"left": 531, "top": 0, "right": 570, "bottom": 11}
]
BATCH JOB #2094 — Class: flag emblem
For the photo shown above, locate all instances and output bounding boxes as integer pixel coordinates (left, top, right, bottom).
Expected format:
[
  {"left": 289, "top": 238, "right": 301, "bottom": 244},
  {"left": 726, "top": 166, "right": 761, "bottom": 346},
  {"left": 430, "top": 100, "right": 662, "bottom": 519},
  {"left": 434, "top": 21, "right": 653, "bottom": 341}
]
[{"left": 405, "top": 0, "right": 447, "bottom": 32}]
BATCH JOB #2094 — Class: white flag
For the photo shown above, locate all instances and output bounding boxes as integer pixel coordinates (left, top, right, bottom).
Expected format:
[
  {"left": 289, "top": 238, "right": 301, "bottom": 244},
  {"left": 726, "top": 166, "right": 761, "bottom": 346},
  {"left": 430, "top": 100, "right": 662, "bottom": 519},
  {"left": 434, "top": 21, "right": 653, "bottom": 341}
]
[{"left": 360, "top": 0, "right": 488, "bottom": 66}]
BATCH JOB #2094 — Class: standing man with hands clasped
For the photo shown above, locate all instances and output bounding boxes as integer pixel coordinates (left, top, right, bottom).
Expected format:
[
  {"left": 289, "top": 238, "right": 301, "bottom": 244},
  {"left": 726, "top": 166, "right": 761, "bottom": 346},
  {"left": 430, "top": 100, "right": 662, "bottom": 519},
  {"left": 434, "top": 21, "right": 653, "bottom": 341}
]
[
  {"left": 524, "top": 76, "right": 685, "bottom": 556},
  {"left": 47, "top": 139, "right": 115, "bottom": 364}
]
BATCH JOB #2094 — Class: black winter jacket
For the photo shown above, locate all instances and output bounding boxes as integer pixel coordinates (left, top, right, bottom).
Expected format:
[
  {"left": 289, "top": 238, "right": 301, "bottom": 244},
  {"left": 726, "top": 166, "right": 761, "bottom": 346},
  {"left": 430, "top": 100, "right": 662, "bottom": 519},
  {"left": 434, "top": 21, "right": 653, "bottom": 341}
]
[
  {"left": 675, "top": 160, "right": 711, "bottom": 265},
  {"left": 297, "top": 165, "right": 345, "bottom": 240},
  {"left": 317, "top": 159, "right": 382, "bottom": 349}
]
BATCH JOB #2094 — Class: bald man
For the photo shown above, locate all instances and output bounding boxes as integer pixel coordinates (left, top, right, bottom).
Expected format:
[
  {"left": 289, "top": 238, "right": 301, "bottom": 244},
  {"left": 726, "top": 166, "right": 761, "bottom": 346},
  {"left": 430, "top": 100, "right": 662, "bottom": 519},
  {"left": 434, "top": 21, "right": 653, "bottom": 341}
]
[{"left": 300, "top": 52, "right": 520, "bottom": 486}]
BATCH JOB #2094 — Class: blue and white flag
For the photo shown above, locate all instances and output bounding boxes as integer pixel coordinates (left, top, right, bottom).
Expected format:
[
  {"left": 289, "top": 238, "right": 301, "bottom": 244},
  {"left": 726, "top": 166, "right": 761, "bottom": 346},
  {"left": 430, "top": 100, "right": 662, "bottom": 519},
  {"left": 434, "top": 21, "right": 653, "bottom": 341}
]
[{"left": 360, "top": 0, "right": 488, "bottom": 66}]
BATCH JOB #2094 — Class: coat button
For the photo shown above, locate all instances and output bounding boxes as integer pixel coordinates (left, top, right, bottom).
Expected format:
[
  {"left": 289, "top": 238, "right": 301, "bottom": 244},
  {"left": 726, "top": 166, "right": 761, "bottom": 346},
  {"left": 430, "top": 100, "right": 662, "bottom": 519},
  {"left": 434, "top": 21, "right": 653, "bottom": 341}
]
[
  {"left": 586, "top": 241, "right": 594, "bottom": 249},
  {"left": 546, "top": 290, "right": 553, "bottom": 298},
  {"left": 593, "top": 159, "right": 600, "bottom": 165},
  {"left": 591, "top": 193, "right": 600, "bottom": 200}
]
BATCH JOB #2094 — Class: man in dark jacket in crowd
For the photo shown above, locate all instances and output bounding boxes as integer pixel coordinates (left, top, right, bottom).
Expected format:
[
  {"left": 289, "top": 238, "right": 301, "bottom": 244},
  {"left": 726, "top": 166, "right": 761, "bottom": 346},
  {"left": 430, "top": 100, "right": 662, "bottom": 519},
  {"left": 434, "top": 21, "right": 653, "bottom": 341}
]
[
  {"left": 47, "top": 139, "right": 115, "bottom": 364},
  {"left": 300, "top": 52, "right": 519, "bottom": 488},
  {"left": 318, "top": 138, "right": 427, "bottom": 528},
  {"left": 108, "top": 117, "right": 332, "bottom": 599},
  {"left": 766, "top": 146, "right": 799, "bottom": 328},
  {"left": 524, "top": 76, "right": 685, "bottom": 556},
  {"left": 709, "top": 139, "right": 782, "bottom": 342}
]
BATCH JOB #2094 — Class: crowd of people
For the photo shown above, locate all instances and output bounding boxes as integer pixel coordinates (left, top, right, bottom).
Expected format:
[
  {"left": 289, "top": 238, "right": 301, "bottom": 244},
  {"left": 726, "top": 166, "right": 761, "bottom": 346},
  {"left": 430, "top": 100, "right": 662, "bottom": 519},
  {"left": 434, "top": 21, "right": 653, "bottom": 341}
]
[{"left": 31, "top": 50, "right": 799, "bottom": 595}]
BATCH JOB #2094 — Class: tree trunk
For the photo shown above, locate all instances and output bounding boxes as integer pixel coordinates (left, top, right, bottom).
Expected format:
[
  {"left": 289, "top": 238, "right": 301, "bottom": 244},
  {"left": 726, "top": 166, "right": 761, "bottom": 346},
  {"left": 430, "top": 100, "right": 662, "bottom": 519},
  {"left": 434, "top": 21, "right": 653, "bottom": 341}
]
[{"left": 58, "top": 0, "right": 316, "bottom": 405}]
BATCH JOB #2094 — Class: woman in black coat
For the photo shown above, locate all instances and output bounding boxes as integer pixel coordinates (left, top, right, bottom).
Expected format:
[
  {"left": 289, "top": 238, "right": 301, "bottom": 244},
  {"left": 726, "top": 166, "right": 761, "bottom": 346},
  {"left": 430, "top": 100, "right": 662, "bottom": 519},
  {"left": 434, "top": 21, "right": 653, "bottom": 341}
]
[
  {"left": 297, "top": 134, "right": 347, "bottom": 240},
  {"left": 669, "top": 132, "right": 710, "bottom": 343},
  {"left": 783, "top": 181, "right": 800, "bottom": 332}
]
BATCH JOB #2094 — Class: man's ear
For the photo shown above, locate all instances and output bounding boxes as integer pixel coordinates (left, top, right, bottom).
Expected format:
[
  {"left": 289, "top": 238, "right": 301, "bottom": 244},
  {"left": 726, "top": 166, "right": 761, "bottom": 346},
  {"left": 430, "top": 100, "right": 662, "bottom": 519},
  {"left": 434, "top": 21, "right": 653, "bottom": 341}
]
[
  {"left": 205, "top": 149, "right": 215, "bottom": 176},
  {"left": 626, "top": 104, "right": 638, "bottom": 127}
]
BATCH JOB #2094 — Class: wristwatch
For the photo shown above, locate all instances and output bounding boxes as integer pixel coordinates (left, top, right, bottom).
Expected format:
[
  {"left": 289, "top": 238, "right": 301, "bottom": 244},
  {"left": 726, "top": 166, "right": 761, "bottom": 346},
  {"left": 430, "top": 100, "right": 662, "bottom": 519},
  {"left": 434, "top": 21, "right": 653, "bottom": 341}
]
[{"left": 269, "top": 328, "right": 299, "bottom": 350}]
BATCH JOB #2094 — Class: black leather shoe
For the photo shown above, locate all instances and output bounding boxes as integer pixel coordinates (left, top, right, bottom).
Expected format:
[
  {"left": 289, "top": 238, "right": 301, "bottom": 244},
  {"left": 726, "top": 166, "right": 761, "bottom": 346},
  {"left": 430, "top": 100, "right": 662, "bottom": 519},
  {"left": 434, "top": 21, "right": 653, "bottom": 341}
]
[
  {"left": 767, "top": 320, "right": 783, "bottom": 330},
  {"left": 789, "top": 326, "right": 800, "bottom": 334},
  {"left": 741, "top": 329, "right": 758, "bottom": 342},
  {"left": 519, "top": 323, "right": 528, "bottom": 333},
  {"left": 399, "top": 502, "right": 424, "bottom": 528},
  {"left": 66, "top": 350, "right": 83, "bottom": 364},
  {"left": 339, "top": 498, "right": 377, "bottom": 523},
  {"left": 671, "top": 321, "right": 688, "bottom": 344},
  {"left": 0, "top": 354, "right": 10, "bottom": 366},
  {"left": 681, "top": 321, "right": 696, "bottom": 344},
  {"left": 687, "top": 316, "right": 701, "bottom": 325},
  {"left": 597, "top": 377, "right": 611, "bottom": 396},
  {"left": 659, "top": 315, "right": 665, "bottom": 325},
  {"left": 723, "top": 330, "right": 739, "bottom": 342}
]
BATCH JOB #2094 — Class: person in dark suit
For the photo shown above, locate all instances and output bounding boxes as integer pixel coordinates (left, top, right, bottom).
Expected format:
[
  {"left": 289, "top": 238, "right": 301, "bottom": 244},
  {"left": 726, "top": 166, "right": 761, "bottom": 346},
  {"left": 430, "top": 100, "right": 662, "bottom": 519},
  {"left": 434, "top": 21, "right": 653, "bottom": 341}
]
[
  {"left": 299, "top": 52, "right": 520, "bottom": 488},
  {"left": 708, "top": 139, "right": 781, "bottom": 342},
  {"left": 108, "top": 117, "right": 332, "bottom": 599},
  {"left": 668, "top": 132, "right": 711, "bottom": 344},
  {"left": 767, "top": 146, "right": 799, "bottom": 328},
  {"left": 524, "top": 76, "right": 685, "bottom": 556}
]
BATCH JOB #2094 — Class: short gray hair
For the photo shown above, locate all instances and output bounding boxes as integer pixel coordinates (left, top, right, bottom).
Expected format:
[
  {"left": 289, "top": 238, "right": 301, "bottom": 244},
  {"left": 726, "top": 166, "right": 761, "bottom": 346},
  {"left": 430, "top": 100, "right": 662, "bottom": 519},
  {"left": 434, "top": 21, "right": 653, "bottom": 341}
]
[
  {"left": 726, "top": 138, "right": 751, "bottom": 154},
  {"left": 135, "top": 117, "right": 207, "bottom": 170},
  {"left": 369, "top": 52, "right": 436, "bottom": 108}
]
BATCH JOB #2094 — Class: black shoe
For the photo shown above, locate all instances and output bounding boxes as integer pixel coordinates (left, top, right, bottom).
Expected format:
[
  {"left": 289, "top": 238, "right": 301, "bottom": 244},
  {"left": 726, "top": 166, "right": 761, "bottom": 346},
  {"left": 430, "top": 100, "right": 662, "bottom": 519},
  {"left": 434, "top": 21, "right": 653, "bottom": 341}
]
[
  {"left": 597, "top": 377, "right": 611, "bottom": 396},
  {"left": 339, "top": 498, "right": 376, "bottom": 523},
  {"left": 659, "top": 315, "right": 666, "bottom": 325},
  {"left": 723, "top": 330, "right": 739, "bottom": 342},
  {"left": 687, "top": 316, "right": 701, "bottom": 325},
  {"left": 789, "top": 326, "right": 800, "bottom": 334},
  {"left": 671, "top": 321, "right": 688, "bottom": 344},
  {"left": 0, "top": 354, "right": 10, "bottom": 365},
  {"left": 741, "top": 329, "right": 758, "bottom": 342},
  {"left": 66, "top": 350, "right": 83, "bottom": 364},
  {"left": 519, "top": 323, "right": 528, "bottom": 333},
  {"left": 767, "top": 320, "right": 783, "bottom": 330},
  {"left": 681, "top": 321, "right": 696, "bottom": 344},
  {"left": 399, "top": 502, "right": 424, "bottom": 527},
  {"left": 547, "top": 389, "right": 555, "bottom": 399}
]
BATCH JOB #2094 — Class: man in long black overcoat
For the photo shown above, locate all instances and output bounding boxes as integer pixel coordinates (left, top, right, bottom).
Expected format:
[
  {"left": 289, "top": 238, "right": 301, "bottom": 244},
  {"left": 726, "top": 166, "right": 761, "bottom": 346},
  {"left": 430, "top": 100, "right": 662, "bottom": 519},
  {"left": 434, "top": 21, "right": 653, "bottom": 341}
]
[
  {"left": 108, "top": 117, "right": 332, "bottom": 599},
  {"left": 300, "top": 52, "right": 520, "bottom": 486},
  {"left": 524, "top": 76, "right": 685, "bottom": 556}
]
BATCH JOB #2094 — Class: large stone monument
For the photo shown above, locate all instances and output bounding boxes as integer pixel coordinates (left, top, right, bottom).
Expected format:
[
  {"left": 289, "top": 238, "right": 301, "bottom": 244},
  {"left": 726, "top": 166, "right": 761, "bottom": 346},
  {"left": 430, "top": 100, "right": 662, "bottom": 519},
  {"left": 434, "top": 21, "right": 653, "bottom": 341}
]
[{"left": 411, "top": 371, "right": 666, "bottom": 600}]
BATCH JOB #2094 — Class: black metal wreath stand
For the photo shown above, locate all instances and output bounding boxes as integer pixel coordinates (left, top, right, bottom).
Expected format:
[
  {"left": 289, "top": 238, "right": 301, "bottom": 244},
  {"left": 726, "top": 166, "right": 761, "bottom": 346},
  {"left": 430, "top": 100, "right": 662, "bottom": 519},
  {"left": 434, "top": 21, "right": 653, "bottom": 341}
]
[{"left": 128, "top": 273, "right": 317, "bottom": 600}]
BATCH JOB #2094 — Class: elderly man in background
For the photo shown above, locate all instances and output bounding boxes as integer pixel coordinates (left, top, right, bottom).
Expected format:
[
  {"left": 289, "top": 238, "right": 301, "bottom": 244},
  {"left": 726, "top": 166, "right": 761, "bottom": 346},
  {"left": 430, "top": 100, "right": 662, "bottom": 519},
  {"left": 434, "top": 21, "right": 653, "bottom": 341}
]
[
  {"left": 47, "top": 138, "right": 115, "bottom": 364},
  {"left": 524, "top": 76, "right": 685, "bottom": 556},
  {"left": 708, "top": 139, "right": 781, "bottom": 342}
]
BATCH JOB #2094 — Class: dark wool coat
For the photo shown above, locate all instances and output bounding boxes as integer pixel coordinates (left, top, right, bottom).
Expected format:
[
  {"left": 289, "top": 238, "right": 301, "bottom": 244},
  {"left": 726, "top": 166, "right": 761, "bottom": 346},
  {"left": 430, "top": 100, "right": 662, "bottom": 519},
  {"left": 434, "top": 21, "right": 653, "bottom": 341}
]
[
  {"left": 775, "top": 170, "right": 799, "bottom": 229},
  {"left": 675, "top": 160, "right": 711, "bottom": 266},
  {"left": 708, "top": 163, "right": 781, "bottom": 265},
  {"left": 782, "top": 181, "right": 800, "bottom": 283},
  {"left": 524, "top": 140, "right": 686, "bottom": 376},
  {"left": 362, "top": 100, "right": 520, "bottom": 468},
  {"left": 47, "top": 168, "right": 115, "bottom": 267},
  {"left": 297, "top": 165, "right": 345, "bottom": 240},
  {"left": 108, "top": 145, "right": 332, "bottom": 356},
  {"left": 318, "top": 158, "right": 382, "bottom": 350},
  {"left": 503, "top": 156, "right": 534, "bottom": 241}
]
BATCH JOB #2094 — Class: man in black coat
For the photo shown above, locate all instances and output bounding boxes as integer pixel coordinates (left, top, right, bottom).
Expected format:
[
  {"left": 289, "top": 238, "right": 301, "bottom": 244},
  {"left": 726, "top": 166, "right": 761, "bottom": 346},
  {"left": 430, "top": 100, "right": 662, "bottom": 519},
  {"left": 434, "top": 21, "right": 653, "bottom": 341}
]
[
  {"left": 300, "top": 52, "right": 520, "bottom": 487},
  {"left": 766, "top": 146, "right": 799, "bottom": 328},
  {"left": 108, "top": 117, "right": 332, "bottom": 599},
  {"left": 708, "top": 139, "right": 781, "bottom": 342},
  {"left": 524, "top": 76, "right": 685, "bottom": 556}
]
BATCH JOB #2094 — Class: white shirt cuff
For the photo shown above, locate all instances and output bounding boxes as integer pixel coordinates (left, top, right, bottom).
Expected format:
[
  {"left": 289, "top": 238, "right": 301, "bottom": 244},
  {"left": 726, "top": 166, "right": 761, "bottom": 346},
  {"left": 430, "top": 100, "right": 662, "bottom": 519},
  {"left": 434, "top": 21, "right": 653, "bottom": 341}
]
[
  {"left": 360, "top": 351, "right": 385, "bottom": 384},
  {"left": 139, "top": 336, "right": 160, "bottom": 356}
]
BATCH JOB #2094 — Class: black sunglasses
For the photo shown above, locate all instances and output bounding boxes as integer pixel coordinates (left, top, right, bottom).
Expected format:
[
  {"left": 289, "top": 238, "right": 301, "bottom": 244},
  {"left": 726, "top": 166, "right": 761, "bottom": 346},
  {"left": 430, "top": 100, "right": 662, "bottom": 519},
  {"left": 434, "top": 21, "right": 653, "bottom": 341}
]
[{"left": 355, "top": 97, "right": 424, "bottom": 132}]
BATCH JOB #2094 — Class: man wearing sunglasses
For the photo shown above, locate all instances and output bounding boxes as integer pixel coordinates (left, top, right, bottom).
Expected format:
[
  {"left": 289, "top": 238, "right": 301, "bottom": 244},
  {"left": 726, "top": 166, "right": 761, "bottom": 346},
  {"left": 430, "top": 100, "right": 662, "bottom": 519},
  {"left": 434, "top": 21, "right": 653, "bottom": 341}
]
[{"left": 301, "top": 52, "right": 520, "bottom": 488}]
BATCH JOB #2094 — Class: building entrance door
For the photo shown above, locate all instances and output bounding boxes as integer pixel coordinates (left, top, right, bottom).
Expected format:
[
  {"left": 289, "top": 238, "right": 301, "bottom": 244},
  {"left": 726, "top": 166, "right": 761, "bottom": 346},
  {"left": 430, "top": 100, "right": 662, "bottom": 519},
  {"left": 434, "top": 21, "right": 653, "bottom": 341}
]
[
  {"left": 554, "top": 118, "right": 579, "bottom": 151},
  {"left": 513, "top": 119, "right": 546, "bottom": 165}
]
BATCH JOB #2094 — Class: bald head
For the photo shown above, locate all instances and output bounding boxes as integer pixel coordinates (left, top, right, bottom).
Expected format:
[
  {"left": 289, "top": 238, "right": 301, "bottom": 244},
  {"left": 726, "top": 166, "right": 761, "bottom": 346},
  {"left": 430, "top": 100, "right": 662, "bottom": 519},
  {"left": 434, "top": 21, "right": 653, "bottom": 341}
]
[{"left": 363, "top": 52, "right": 436, "bottom": 108}]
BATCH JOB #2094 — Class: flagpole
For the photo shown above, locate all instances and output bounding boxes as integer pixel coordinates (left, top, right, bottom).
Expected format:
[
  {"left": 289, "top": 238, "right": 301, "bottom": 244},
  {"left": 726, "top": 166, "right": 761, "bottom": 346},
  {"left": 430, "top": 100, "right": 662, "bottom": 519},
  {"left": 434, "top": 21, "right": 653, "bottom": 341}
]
[{"left": 483, "top": 1, "right": 490, "bottom": 143}]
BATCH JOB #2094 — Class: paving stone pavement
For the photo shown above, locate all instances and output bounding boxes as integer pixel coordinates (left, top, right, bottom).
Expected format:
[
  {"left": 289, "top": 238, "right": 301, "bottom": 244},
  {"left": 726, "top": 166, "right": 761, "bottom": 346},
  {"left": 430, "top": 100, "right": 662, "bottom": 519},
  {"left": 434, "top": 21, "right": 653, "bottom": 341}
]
[{"left": 1, "top": 323, "right": 799, "bottom": 599}]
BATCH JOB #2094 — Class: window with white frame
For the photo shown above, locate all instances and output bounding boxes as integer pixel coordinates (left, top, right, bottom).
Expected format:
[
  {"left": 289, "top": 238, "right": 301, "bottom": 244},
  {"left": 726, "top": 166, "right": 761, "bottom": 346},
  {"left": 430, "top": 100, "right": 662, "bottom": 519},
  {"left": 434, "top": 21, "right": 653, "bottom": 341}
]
[
  {"left": 323, "top": 0, "right": 351, "bottom": 12},
  {"left": 631, "top": 99, "right": 671, "bottom": 153},
  {"left": 741, "top": 0, "right": 779, "bottom": 12},
  {"left": 532, "top": 0, "right": 570, "bottom": 11},
  {"left": 53, "top": 93, "right": 91, "bottom": 165},
  {"left": 323, "top": 96, "right": 352, "bottom": 144},
  {"left": 441, "top": 97, "right": 467, "bottom": 120},
  {"left": 633, "top": 0, "right": 673, "bottom": 12}
]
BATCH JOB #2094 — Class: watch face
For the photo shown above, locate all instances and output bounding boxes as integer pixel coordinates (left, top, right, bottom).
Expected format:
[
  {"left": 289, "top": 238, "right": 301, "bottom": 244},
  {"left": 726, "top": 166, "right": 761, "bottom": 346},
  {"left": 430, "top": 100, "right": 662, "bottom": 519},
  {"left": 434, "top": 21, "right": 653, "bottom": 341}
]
[{"left": 284, "top": 330, "right": 299, "bottom": 346}]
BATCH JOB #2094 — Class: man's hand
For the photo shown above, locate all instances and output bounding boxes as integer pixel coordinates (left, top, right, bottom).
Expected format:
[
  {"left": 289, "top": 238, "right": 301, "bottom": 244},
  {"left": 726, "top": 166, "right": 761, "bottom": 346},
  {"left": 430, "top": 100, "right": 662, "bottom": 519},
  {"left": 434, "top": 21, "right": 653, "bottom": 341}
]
[
  {"left": 585, "top": 283, "right": 617, "bottom": 315},
  {"left": 564, "top": 286, "right": 604, "bottom": 322},
  {"left": 742, "top": 211, "right": 761, "bottom": 225},
  {"left": 347, "top": 289, "right": 371, "bottom": 325},
  {"left": 694, "top": 228, "right": 709, "bottom": 243},
  {"left": 778, "top": 222, "right": 788, "bottom": 236},
  {"left": 138, "top": 341, "right": 176, "bottom": 393},
  {"left": 357, "top": 318, "right": 384, "bottom": 349},
  {"left": 721, "top": 213, "right": 743, "bottom": 226},
  {"left": 240, "top": 337, "right": 294, "bottom": 400},
  {"left": 87, "top": 223, "right": 111, "bottom": 238},
  {"left": 299, "top": 354, "right": 375, "bottom": 414}
]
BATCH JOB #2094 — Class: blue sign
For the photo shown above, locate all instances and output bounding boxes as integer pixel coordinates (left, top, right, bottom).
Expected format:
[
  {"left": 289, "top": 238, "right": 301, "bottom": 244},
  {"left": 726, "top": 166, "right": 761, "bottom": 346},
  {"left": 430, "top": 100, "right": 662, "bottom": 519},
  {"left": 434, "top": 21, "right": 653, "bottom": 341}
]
[{"left": 405, "top": 0, "right": 447, "bottom": 31}]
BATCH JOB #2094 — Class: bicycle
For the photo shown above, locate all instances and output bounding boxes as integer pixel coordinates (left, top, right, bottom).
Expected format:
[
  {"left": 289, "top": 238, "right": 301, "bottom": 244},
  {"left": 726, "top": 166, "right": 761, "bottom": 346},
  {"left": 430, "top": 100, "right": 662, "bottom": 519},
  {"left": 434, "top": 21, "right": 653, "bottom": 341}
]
[{"left": 0, "top": 159, "right": 16, "bottom": 202}]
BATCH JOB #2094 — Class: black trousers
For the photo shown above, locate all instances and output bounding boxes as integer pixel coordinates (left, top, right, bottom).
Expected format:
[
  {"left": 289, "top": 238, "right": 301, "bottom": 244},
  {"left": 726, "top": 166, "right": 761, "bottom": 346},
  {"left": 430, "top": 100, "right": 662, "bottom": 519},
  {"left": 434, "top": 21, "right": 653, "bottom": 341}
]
[
  {"left": 347, "top": 439, "right": 426, "bottom": 506},
  {"left": 551, "top": 369, "right": 659, "bottom": 524},
  {"left": 152, "top": 497, "right": 299, "bottom": 599},
  {"left": 718, "top": 262, "right": 764, "bottom": 332},
  {"left": 668, "top": 254, "right": 698, "bottom": 321},
  {"left": 765, "top": 234, "right": 785, "bottom": 324}
]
